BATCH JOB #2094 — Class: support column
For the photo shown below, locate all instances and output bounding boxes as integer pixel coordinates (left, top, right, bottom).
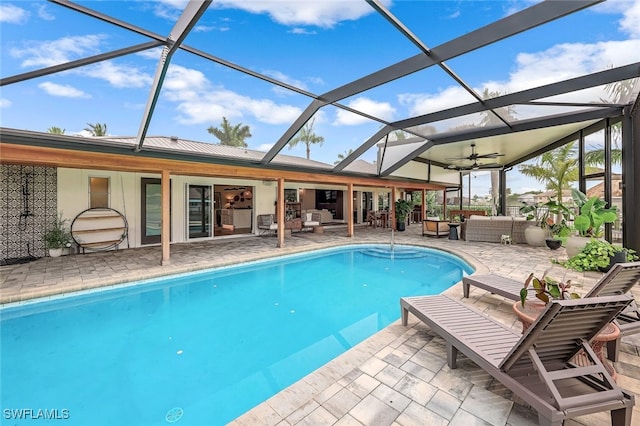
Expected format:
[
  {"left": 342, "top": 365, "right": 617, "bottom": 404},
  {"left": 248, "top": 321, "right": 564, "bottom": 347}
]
[
  {"left": 391, "top": 186, "right": 397, "bottom": 230},
  {"left": 443, "top": 188, "right": 448, "bottom": 221},
  {"left": 421, "top": 188, "right": 426, "bottom": 220},
  {"left": 604, "top": 119, "right": 613, "bottom": 242},
  {"left": 347, "top": 183, "right": 354, "bottom": 237},
  {"left": 499, "top": 169, "right": 507, "bottom": 216},
  {"left": 161, "top": 169, "right": 171, "bottom": 265},
  {"left": 276, "top": 178, "right": 285, "bottom": 248},
  {"left": 622, "top": 106, "right": 639, "bottom": 252}
]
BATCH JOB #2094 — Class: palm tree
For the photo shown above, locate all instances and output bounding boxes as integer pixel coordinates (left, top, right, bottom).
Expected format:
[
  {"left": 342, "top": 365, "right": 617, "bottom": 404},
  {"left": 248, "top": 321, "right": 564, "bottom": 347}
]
[
  {"left": 47, "top": 126, "right": 65, "bottom": 134},
  {"left": 334, "top": 149, "right": 354, "bottom": 165},
  {"left": 518, "top": 142, "right": 579, "bottom": 203},
  {"left": 479, "top": 88, "right": 517, "bottom": 214},
  {"left": 584, "top": 78, "right": 638, "bottom": 166},
  {"left": 207, "top": 117, "right": 251, "bottom": 147},
  {"left": 288, "top": 118, "right": 323, "bottom": 159},
  {"left": 84, "top": 123, "right": 108, "bottom": 136}
]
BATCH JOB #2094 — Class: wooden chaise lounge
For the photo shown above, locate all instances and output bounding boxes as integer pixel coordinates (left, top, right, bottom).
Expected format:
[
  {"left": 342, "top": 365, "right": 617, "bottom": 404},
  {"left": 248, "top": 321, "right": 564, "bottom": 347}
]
[
  {"left": 400, "top": 294, "right": 635, "bottom": 426},
  {"left": 462, "top": 262, "right": 640, "bottom": 361}
]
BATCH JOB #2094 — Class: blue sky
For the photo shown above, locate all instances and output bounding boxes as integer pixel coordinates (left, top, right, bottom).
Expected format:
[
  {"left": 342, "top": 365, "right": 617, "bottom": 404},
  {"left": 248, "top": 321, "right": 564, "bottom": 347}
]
[{"left": 1, "top": 0, "right": 639, "bottom": 196}]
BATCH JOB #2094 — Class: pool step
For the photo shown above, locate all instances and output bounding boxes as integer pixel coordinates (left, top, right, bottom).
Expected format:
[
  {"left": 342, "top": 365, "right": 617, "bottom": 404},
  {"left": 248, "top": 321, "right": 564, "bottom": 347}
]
[{"left": 361, "top": 247, "right": 431, "bottom": 259}]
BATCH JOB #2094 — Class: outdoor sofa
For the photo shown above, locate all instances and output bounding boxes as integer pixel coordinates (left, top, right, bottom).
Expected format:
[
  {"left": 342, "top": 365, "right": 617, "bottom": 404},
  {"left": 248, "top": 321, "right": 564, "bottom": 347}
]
[
  {"left": 302, "top": 209, "right": 333, "bottom": 223},
  {"left": 462, "top": 215, "right": 534, "bottom": 244}
]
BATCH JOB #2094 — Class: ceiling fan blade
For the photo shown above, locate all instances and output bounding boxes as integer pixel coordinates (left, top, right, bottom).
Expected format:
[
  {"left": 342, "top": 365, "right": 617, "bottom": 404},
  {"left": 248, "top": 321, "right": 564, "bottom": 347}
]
[{"left": 475, "top": 152, "right": 505, "bottom": 159}]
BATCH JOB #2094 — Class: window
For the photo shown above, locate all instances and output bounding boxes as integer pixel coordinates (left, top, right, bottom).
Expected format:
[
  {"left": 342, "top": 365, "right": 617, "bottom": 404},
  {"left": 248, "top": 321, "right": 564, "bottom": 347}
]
[{"left": 89, "top": 177, "right": 110, "bottom": 208}]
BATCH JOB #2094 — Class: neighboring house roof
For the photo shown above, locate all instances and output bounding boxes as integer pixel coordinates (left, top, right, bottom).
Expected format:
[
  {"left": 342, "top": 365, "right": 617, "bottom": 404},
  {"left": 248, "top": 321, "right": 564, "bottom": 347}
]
[
  {"left": 343, "top": 159, "right": 377, "bottom": 174},
  {"left": 101, "top": 135, "right": 333, "bottom": 170},
  {"left": 587, "top": 174, "right": 623, "bottom": 198},
  {"left": 532, "top": 189, "right": 573, "bottom": 201}
]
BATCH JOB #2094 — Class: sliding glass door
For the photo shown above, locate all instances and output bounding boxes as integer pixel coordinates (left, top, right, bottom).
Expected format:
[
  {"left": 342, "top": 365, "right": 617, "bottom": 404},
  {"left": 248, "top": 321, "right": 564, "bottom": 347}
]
[{"left": 188, "top": 185, "right": 211, "bottom": 239}]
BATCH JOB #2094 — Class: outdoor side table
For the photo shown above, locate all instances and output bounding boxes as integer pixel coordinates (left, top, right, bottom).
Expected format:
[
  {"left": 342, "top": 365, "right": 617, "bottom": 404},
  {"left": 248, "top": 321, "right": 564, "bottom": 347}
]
[{"left": 448, "top": 223, "right": 460, "bottom": 240}]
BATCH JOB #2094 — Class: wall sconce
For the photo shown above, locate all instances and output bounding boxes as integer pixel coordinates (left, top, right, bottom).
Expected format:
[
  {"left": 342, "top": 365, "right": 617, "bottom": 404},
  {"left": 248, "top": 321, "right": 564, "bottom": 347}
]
[{"left": 243, "top": 190, "right": 253, "bottom": 199}]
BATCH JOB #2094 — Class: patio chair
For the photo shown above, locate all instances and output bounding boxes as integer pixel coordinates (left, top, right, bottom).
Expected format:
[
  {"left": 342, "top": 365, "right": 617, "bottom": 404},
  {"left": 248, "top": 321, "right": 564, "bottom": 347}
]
[
  {"left": 400, "top": 294, "right": 635, "bottom": 426},
  {"left": 462, "top": 262, "right": 640, "bottom": 361},
  {"left": 302, "top": 212, "right": 320, "bottom": 231},
  {"left": 257, "top": 214, "right": 277, "bottom": 236}
]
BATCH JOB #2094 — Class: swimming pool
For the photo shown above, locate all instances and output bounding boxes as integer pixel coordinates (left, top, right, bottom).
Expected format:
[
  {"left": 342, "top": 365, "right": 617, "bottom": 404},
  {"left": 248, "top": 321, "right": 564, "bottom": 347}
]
[{"left": 1, "top": 244, "right": 473, "bottom": 425}]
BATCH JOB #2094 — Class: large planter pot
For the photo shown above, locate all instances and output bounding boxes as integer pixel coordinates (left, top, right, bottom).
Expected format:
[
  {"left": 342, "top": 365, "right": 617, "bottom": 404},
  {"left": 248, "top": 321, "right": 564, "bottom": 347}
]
[
  {"left": 545, "top": 238, "right": 562, "bottom": 250},
  {"left": 512, "top": 300, "right": 546, "bottom": 333},
  {"left": 566, "top": 236, "right": 591, "bottom": 258},
  {"left": 48, "top": 248, "right": 63, "bottom": 258},
  {"left": 600, "top": 250, "right": 627, "bottom": 273},
  {"left": 396, "top": 221, "right": 406, "bottom": 232},
  {"left": 524, "top": 226, "right": 547, "bottom": 247}
]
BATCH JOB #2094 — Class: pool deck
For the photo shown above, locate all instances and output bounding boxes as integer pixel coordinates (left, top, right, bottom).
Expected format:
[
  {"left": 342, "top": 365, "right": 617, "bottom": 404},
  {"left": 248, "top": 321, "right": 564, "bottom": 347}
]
[{"left": 2, "top": 224, "right": 639, "bottom": 425}]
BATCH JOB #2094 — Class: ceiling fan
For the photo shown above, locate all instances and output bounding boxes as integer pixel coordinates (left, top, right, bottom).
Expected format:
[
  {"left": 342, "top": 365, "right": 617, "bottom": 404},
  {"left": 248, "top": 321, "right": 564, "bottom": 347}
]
[
  {"left": 446, "top": 143, "right": 504, "bottom": 161},
  {"left": 446, "top": 160, "right": 502, "bottom": 171},
  {"left": 445, "top": 143, "right": 504, "bottom": 170}
]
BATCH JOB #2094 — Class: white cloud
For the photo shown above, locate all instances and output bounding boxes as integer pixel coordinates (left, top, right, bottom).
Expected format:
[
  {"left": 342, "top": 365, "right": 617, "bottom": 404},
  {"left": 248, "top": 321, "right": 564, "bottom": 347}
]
[
  {"left": 505, "top": 40, "right": 640, "bottom": 92},
  {"left": 136, "top": 48, "right": 164, "bottom": 60},
  {"left": 399, "top": 86, "right": 477, "bottom": 117},
  {"left": 216, "top": 0, "right": 391, "bottom": 28},
  {"left": 37, "top": 4, "right": 55, "bottom": 21},
  {"left": 0, "top": 98, "right": 12, "bottom": 108},
  {"left": 78, "top": 61, "right": 153, "bottom": 89},
  {"left": 398, "top": 38, "right": 640, "bottom": 129},
  {"left": 263, "top": 70, "right": 309, "bottom": 93},
  {"left": 0, "top": 4, "right": 28, "bottom": 23},
  {"left": 163, "top": 65, "right": 302, "bottom": 125},
  {"left": 38, "top": 82, "right": 90, "bottom": 98},
  {"left": 335, "top": 97, "right": 396, "bottom": 125},
  {"left": 10, "top": 35, "right": 105, "bottom": 68},
  {"left": 620, "top": 0, "right": 640, "bottom": 37},
  {"left": 289, "top": 28, "right": 317, "bottom": 35}
]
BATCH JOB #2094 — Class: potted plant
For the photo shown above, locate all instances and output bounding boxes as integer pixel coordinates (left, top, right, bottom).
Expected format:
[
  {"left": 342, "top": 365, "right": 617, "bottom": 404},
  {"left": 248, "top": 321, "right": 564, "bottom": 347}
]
[
  {"left": 564, "top": 239, "right": 638, "bottom": 272},
  {"left": 566, "top": 189, "right": 618, "bottom": 257},
  {"left": 394, "top": 199, "right": 414, "bottom": 232},
  {"left": 519, "top": 199, "right": 570, "bottom": 247},
  {"left": 44, "top": 212, "right": 72, "bottom": 257},
  {"left": 515, "top": 271, "right": 581, "bottom": 332}
]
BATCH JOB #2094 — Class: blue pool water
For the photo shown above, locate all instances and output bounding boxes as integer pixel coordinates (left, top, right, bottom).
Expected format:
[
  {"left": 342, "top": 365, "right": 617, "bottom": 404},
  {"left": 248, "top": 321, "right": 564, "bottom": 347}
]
[{"left": 0, "top": 244, "right": 473, "bottom": 425}]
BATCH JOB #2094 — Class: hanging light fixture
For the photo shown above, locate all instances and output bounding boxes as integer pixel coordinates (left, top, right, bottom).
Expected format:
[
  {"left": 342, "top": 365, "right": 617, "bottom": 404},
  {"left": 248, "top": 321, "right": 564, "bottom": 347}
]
[{"left": 243, "top": 189, "right": 253, "bottom": 199}]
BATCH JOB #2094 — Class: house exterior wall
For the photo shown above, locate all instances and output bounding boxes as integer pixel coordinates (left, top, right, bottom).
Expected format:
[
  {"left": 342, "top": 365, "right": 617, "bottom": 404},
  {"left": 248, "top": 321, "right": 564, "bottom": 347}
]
[{"left": 57, "top": 168, "right": 279, "bottom": 249}]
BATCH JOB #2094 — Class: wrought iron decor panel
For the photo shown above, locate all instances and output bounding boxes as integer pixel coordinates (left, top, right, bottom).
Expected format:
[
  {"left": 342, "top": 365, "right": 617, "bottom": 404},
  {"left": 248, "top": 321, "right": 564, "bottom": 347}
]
[{"left": 0, "top": 165, "right": 57, "bottom": 263}]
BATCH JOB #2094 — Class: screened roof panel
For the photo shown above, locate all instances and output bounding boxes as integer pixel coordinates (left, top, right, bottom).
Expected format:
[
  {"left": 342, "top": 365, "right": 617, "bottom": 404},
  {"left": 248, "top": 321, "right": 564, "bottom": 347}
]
[
  {"left": 1, "top": 0, "right": 637, "bottom": 184},
  {"left": 385, "top": 1, "right": 540, "bottom": 48},
  {"left": 181, "top": 2, "right": 422, "bottom": 91},
  {"left": 274, "top": 105, "right": 383, "bottom": 167},
  {"left": 338, "top": 66, "right": 479, "bottom": 128}
]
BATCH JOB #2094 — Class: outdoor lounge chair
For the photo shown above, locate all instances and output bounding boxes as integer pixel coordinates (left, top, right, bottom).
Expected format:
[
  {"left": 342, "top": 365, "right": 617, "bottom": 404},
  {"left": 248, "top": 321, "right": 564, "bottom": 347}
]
[
  {"left": 302, "top": 212, "right": 321, "bottom": 231},
  {"left": 400, "top": 294, "right": 635, "bottom": 426},
  {"left": 257, "top": 214, "right": 278, "bottom": 236},
  {"left": 462, "top": 262, "right": 640, "bottom": 361}
]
